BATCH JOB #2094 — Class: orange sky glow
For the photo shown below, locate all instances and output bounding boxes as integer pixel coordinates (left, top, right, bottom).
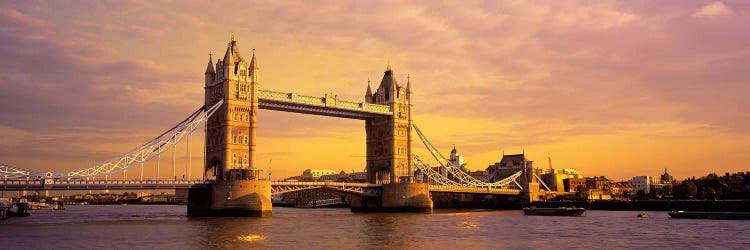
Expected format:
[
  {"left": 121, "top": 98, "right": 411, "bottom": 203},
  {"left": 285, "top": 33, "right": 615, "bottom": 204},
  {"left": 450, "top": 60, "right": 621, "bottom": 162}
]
[{"left": 1, "top": 1, "right": 749, "bottom": 181}]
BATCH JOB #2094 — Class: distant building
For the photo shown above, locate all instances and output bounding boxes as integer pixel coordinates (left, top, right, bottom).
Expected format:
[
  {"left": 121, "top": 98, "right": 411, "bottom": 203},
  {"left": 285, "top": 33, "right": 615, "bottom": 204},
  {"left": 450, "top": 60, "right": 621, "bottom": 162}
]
[
  {"left": 563, "top": 178, "right": 586, "bottom": 192},
  {"left": 347, "top": 172, "right": 367, "bottom": 182},
  {"left": 586, "top": 176, "right": 612, "bottom": 191},
  {"left": 318, "top": 173, "right": 341, "bottom": 182},
  {"left": 630, "top": 176, "right": 655, "bottom": 194},
  {"left": 487, "top": 153, "right": 534, "bottom": 186},
  {"left": 449, "top": 146, "right": 466, "bottom": 171},
  {"left": 660, "top": 168, "right": 674, "bottom": 183},
  {"left": 541, "top": 168, "right": 584, "bottom": 192},
  {"left": 283, "top": 175, "right": 302, "bottom": 182},
  {"left": 467, "top": 170, "right": 488, "bottom": 179},
  {"left": 302, "top": 169, "right": 336, "bottom": 181}
]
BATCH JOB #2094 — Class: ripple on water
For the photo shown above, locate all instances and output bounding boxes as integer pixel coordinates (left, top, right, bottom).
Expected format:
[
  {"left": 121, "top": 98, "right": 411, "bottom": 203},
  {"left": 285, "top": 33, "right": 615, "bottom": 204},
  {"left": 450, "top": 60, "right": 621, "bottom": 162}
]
[{"left": 2, "top": 207, "right": 750, "bottom": 249}]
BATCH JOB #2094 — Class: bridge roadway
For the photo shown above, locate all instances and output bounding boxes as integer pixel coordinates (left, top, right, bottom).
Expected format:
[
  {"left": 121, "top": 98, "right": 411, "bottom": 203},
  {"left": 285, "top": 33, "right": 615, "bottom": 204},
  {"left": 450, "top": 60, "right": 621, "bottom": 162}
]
[{"left": 0, "top": 180, "right": 521, "bottom": 196}]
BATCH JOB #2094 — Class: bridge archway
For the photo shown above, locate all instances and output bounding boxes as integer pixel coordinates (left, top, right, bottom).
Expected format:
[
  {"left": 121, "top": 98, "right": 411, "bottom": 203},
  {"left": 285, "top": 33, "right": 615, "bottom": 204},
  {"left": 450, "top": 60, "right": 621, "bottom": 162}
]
[
  {"left": 205, "top": 158, "right": 222, "bottom": 181},
  {"left": 373, "top": 167, "right": 391, "bottom": 185}
]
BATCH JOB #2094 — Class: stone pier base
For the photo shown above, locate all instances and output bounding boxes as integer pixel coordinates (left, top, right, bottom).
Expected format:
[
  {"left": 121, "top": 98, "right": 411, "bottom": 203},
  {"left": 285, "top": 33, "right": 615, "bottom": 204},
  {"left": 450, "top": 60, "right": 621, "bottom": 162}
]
[
  {"left": 351, "top": 183, "right": 433, "bottom": 213},
  {"left": 187, "top": 180, "right": 272, "bottom": 217}
]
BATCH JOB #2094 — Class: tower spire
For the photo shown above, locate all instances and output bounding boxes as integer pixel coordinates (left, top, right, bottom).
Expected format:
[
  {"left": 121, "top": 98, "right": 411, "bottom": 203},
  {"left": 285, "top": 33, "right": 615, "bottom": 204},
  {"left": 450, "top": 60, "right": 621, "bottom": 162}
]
[
  {"left": 365, "top": 78, "right": 373, "bottom": 98},
  {"left": 205, "top": 52, "right": 215, "bottom": 74},
  {"left": 250, "top": 48, "right": 259, "bottom": 69},
  {"left": 406, "top": 74, "right": 411, "bottom": 95}
]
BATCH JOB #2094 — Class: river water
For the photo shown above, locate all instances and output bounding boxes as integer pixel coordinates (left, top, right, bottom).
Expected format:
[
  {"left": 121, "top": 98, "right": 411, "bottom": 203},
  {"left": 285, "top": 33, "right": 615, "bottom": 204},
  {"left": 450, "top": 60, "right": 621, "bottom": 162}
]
[{"left": 1, "top": 205, "right": 748, "bottom": 249}]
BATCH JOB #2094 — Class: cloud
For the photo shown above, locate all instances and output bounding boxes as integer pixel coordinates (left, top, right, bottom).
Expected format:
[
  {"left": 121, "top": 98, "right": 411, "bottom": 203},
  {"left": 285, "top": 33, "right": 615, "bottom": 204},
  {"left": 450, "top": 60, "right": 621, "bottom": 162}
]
[
  {"left": 692, "top": 1, "right": 733, "bottom": 17},
  {"left": 1, "top": 1, "right": 750, "bottom": 179}
]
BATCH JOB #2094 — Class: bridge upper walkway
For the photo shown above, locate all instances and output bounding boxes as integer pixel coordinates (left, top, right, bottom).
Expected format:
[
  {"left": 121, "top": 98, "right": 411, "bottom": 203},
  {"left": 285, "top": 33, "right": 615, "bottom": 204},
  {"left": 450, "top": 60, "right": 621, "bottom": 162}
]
[{"left": 258, "top": 89, "right": 391, "bottom": 119}]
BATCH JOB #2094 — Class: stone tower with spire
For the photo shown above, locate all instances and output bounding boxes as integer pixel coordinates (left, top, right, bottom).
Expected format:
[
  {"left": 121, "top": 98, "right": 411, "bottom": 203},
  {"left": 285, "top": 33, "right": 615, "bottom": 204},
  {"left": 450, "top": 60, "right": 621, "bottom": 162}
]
[
  {"left": 191, "top": 34, "right": 271, "bottom": 217},
  {"left": 203, "top": 34, "right": 260, "bottom": 180},
  {"left": 364, "top": 64, "right": 413, "bottom": 184}
]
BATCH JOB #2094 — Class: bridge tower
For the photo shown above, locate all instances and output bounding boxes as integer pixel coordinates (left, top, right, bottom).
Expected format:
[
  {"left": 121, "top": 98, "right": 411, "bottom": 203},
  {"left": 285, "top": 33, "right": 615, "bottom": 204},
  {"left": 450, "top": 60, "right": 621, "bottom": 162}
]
[
  {"left": 354, "top": 65, "right": 432, "bottom": 212},
  {"left": 365, "top": 65, "right": 413, "bottom": 184},
  {"left": 189, "top": 35, "right": 271, "bottom": 217}
]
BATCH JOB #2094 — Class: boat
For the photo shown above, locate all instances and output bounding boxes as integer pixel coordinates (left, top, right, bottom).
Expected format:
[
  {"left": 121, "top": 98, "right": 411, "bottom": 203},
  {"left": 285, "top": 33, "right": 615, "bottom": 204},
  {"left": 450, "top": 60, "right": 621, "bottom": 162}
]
[
  {"left": 637, "top": 213, "right": 648, "bottom": 218},
  {"left": 668, "top": 211, "right": 750, "bottom": 220},
  {"left": 28, "top": 201, "right": 50, "bottom": 210},
  {"left": 52, "top": 202, "right": 65, "bottom": 210},
  {"left": 523, "top": 207, "right": 586, "bottom": 216}
]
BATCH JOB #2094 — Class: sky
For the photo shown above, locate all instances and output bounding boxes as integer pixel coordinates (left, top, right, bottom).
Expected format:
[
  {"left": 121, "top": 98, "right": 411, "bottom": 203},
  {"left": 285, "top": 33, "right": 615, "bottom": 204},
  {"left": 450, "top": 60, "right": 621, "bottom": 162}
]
[{"left": 0, "top": 0, "right": 749, "bottom": 181}]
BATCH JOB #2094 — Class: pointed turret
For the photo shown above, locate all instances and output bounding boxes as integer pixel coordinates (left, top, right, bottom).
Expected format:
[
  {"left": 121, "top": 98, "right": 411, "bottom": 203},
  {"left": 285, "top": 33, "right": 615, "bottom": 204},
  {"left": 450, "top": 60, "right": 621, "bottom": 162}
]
[
  {"left": 250, "top": 48, "right": 259, "bottom": 70},
  {"left": 205, "top": 53, "right": 215, "bottom": 74},
  {"left": 221, "top": 33, "right": 244, "bottom": 79},
  {"left": 250, "top": 49, "right": 259, "bottom": 83},
  {"left": 406, "top": 74, "right": 412, "bottom": 98},
  {"left": 365, "top": 79, "right": 373, "bottom": 101},
  {"left": 205, "top": 52, "right": 215, "bottom": 86},
  {"left": 377, "top": 63, "right": 399, "bottom": 104}
]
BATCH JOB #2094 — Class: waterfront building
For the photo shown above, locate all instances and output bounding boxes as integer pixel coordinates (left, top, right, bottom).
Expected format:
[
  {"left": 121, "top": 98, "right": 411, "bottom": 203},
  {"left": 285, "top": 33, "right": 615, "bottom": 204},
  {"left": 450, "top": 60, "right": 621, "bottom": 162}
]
[
  {"left": 563, "top": 178, "right": 586, "bottom": 192},
  {"left": 486, "top": 153, "right": 534, "bottom": 183},
  {"left": 715, "top": 172, "right": 750, "bottom": 197},
  {"left": 540, "top": 168, "right": 584, "bottom": 192},
  {"left": 630, "top": 176, "right": 656, "bottom": 194},
  {"left": 610, "top": 181, "right": 636, "bottom": 200},
  {"left": 347, "top": 171, "right": 367, "bottom": 182},
  {"left": 586, "top": 176, "right": 612, "bottom": 191}
]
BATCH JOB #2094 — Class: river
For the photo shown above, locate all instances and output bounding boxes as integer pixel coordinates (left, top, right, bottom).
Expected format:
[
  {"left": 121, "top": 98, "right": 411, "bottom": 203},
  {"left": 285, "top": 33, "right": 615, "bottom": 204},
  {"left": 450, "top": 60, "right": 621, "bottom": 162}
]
[{"left": 1, "top": 205, "right": 748, "bottom": 249}]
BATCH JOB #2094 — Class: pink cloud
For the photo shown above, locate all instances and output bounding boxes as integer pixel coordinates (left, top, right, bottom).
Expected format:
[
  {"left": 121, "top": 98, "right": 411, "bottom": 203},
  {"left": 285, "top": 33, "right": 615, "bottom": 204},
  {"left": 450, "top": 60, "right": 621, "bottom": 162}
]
[{"left": 693, "top": 1, "right": 733, "bottom": 17}]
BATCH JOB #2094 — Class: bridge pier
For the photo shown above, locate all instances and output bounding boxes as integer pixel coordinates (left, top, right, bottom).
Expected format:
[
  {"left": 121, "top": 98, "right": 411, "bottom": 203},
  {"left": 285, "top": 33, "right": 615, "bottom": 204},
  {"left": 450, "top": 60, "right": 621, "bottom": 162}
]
[
  {"left": 187, "top": 179, "right": 272, "bottom": 217},
  {"left": 351, "top": 183, "right": 432, "bottom": 213}
]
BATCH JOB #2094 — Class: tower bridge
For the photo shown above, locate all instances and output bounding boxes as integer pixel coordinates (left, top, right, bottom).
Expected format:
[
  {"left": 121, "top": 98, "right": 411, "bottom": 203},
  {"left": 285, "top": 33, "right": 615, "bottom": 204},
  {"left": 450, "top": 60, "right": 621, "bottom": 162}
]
[{"left": 0, "top": 35, "right": 531, "bottom": 216}]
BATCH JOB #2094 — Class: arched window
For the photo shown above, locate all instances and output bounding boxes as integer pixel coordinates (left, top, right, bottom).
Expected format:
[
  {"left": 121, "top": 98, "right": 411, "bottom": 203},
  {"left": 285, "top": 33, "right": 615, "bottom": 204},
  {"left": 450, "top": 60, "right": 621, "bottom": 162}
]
[
  {"left": 232, "top": 153, "right": 237, "bottom": 166},
  {"left": 244, "top": 136, "right": 248, "bottom": 145}
]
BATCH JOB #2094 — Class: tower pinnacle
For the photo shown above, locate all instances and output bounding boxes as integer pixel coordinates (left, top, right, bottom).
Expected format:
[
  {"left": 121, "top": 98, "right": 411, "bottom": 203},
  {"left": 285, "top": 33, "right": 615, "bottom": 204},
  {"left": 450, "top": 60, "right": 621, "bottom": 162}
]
[
  {"left": 205, "top": 52, "right": 215, "bottom": 74},
  {"left": 365, "top": 78, "right": 373, "bottom": 98},
  {"left": 250, "top": 48, "right": 259, "bottom": 69}
]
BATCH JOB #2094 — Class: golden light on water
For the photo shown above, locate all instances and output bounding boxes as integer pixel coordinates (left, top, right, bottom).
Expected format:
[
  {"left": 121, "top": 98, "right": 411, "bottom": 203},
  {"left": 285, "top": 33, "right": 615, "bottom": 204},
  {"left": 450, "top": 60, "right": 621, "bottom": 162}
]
[
  {"left": 236, "top": 234, "right": 266, "bottom": 242},
  {"left": 458, "top": 221, "right": 479, "bottom": 229}
]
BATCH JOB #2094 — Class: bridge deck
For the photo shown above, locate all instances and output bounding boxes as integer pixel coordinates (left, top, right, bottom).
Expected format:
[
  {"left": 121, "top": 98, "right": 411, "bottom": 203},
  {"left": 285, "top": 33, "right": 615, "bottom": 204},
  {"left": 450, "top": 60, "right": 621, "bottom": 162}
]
[{"left": 0, "top": 180, "right": 520, "bottom": 195}]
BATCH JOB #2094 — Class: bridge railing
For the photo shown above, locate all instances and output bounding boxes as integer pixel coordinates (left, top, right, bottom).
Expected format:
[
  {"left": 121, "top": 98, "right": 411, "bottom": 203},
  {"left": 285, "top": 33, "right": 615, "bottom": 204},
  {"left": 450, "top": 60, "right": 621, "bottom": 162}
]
[
  {"left": 270, "top": 181, "right": 378, "bottom": 188},
  {"left": 0, "top": 179, "right": 208, "bottom": 189},
  {"left": 428, "top": 185, "right": 521, "bottom": 194}
]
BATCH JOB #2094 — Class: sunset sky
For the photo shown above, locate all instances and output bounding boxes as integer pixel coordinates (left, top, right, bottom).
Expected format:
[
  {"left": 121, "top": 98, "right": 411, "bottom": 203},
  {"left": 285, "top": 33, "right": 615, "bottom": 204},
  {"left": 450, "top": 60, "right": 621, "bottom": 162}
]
[{"left": 1, "top": 1, "right": 748, "bottom": 181}]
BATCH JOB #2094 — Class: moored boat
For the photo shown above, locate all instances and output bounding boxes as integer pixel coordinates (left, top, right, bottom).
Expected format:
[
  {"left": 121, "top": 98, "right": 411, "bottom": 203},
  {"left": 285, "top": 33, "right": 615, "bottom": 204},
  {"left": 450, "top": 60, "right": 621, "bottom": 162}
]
[
  {"left": 668, "top": 211, "right": 750, "bottom": 220},
  {"left": 523, "top": 207, "right": 586, "bottom": 216}
]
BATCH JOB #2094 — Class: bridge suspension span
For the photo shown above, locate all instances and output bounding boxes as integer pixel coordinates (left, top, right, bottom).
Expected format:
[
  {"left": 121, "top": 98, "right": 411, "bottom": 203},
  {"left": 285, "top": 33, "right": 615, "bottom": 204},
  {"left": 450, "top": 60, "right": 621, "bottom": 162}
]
[
  {"left": 21, "top": 100, "right": 224, "bottom": 180},
  {"left": 411, "top": 124, "right": 523, "bottom": 189}
]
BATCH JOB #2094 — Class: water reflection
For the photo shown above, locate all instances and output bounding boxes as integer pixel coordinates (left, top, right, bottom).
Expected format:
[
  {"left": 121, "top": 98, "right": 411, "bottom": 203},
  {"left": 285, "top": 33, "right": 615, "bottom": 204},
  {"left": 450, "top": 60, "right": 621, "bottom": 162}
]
[{"left": 2, "top": 206, "right": 750, "bottom": 249}]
